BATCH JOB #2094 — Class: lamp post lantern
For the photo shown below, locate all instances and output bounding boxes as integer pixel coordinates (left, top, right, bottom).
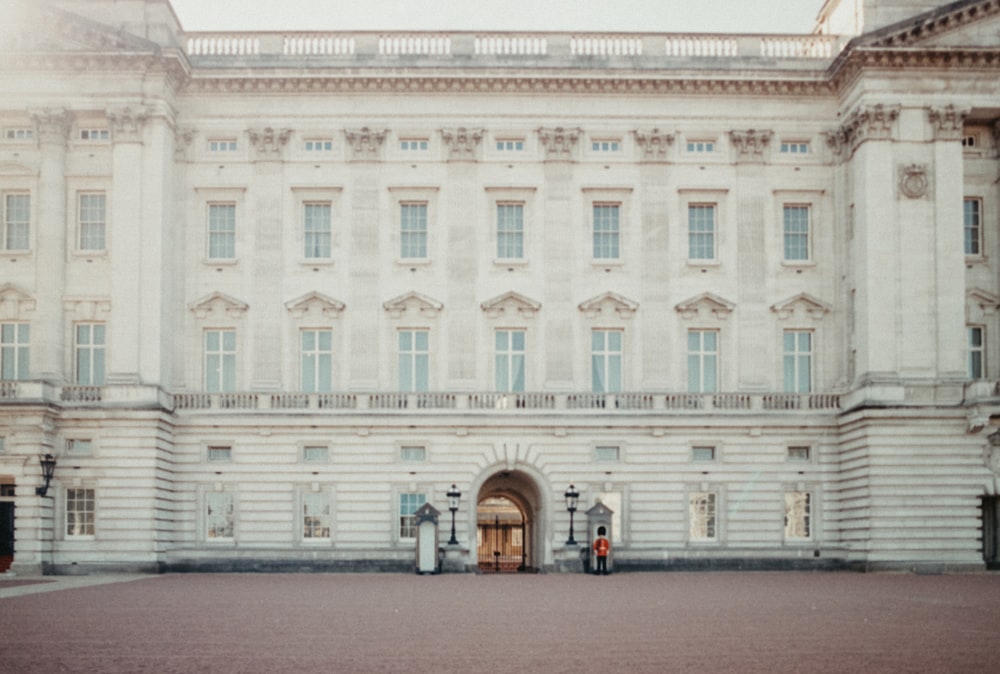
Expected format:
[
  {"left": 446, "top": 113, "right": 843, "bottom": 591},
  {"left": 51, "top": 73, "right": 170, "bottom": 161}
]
[
  {"left": 36, "top": 453, "right": 57, "bottom": 497},
  {"left": 564, "top": 484, "right": 580, "bottom": 545},
  {"left": 446, "top": 483, "right": 461, "bottom": 545}
]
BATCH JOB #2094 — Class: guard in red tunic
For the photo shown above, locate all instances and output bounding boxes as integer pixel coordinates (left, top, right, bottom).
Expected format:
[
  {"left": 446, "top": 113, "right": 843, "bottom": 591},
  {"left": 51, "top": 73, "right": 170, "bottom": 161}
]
[{"left": 593, "top": 526, "right": 610, "bottom": 575}]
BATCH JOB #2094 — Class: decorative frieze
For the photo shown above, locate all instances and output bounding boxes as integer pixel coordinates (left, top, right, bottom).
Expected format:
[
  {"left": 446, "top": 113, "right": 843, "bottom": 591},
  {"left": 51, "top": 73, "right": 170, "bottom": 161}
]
[
  {"left": 928, "top": 105, "right": 970, "bottom": 141},
  {"left": 633, "top": 129, "right": 674, "bottom": 161},
  {"left": 247, "top": 126, "right": 291, "bottom": 160},
  {"left": 898, "top": 163, "right": 929, "bottom": 199},
  {"left": 106, "top": 106, "right": 147, "bottom": 143},
  {"left": 344, "top": 127, "right": 387, "bottom": 161},
  {"left": 440, "top": 127, "right": 483, "bottom": 161},
  {"left": 537, "top": 127, "right": 581, "bottom": 161},
  {"left": 29, "top": 108, "right": 72, "bottom": 146},
  {"left": 729, "top": 129, "right": 772, "bottom": 161}
]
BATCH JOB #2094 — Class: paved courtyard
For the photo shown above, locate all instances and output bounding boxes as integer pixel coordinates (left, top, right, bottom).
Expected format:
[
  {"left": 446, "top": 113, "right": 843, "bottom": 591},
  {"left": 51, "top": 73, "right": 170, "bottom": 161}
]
[{"left": 2, "top": 571, "right": 999, "bottom": 673}]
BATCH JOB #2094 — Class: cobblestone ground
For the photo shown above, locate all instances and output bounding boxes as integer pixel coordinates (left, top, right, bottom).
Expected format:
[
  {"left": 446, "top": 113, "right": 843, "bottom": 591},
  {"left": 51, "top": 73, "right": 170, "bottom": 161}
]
[{"left": 2, "top": 572, "right": 999, "bottom": 673}]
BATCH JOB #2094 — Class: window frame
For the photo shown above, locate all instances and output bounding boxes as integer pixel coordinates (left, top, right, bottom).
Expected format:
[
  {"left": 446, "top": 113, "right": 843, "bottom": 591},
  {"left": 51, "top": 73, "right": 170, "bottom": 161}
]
[
  {"left": 969, "top": 325, "right": 986, "bottom": 380},
  {"left": 398, "top": 329, "right": 430, "bottom": 392},
  {"left": 782, "top": 204, "right": 811, "bottom": 263},
  {"left": 399, "top": 201, "right": 429, "bottom": 260},
  {"left": 77, "top": 192, "right": 107, "bottom": 252},
  {"left": 398, "top": 491, "right": 428, "bottom": 541},
  {"left": 2, "top": 191, "right": 31, "bottom": 252},
  {"left": 783, "top": 490, "right": 813, "bottom": 542},
  {"left": 207, "top": 138, "right": 238, "bottom": 153},
  {"left": 494, "top": 329, "right": 526, "bottom": 393},
  {"left": 495, "top": 202, "right": 525, "bottom": 261},
  {"left": 687, "top": 202, "right": 717, "bottom": 262},
  {"left": 687, "top": 329, "right": 719, "bottom": 393},
  {"left": 302, "top": 201, "right": 332, "bottom": 260},
  {"left": 688, "top": 489, "right": 719, "bottom": 542},
  {"left": 591, "top": 202, "right": 621, "bottom": 261},
  {"left": 65, "top": 487, "right": 96, "bottom": 539},
  {"left": 591, "top": 329, "right": 623, "bottom": 393},
  {"left": 203, "top": 329, "right": 237, "bottom": 393},
  {"left": 0, "top": 322, "right": 30, "bottom": 381},
  {"left": 300, "top": 328, "right": 334, "bottom": 393},
  {"left": 74, "top": 322, "right": 106, "bottom": 386},
  {"left": 204, "top": 490, "right": 236, "bottom": 542},
  {"left": 782, "top": 329, "right": 813, "bottom": 393},
  {"left": 300, "top": 488, "right": 333, "bottom": 543},
  {"left": 965, "top": 197, "right": 983, "bottom": 258},
  {"left": 206, "top": 202, "right": 237, "bottom": 261}
]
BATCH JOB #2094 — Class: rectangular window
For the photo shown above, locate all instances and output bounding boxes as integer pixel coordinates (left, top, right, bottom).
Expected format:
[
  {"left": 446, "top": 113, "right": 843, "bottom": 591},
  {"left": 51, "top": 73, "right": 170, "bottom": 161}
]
[
  {"left": 304, "top": 139, "right": 333, "bottom": 152},
  {"left": 591, "top": 140, "right": 620, "bottom": 152},
  {"left": 688, "top": 204, "right": 716, "bottom": 260},
  {"left": 401, "top": 446, "right": 426, "bottom": 462},
  {"left": 303, "top": 446, "right": 329, "bottom": 463},
  {"left": 207, "top": 203, "right": 236, "bottom": 259},
  {"left": 595, "top": 446, "right": 620, "bottom": 462},
  {"left": 3, "top": 193, "right": 30, "bottom": 251},
  {"left": 962, "top": 135, "right": 977, "bottom": 148},
  {"left": 204, "top": 330, "right": 236, "bottom": 392},
  {"left": 787, "top": 446, "right": 811, "bottom": 462},
  {"left": 686, "top": 140, "right": 715, "bottom": 153},
  {"left": 208, "top": 139, "right": 237, "bottom": 152},
  {"left": 66, "top": 488, "right": 95, "bottom": 537},
  {"left": 0, "top": 323, "right": 29, "bottom": 381},
  {"left": 689, "top": 491, "right": 717, "bottom": 540},
  {"left": 400, "top": 203, "right": 428, "bottom": 259},
  {"left": 399, "top": 492, "right": 427, "bottom": 539},
  {"left": 495, "top": 330, "right": 526, "bottom": 392},
  {"left": 303, "top": 202, "right": 331, "bottom": 259},
  {"left": 301, "top": 329, "right": 333, "bottom": 393},
  {"left": 784, "top": 491, "right": 812, "bottom": 540},
  {"left": 783, "top": 330, "right": 813, "bottom": 393},
  {"left": 496, "top": 139, "right": 524, "bottom": 151},
  {"left": 965, "top": 198, "right": 982, "bottom": 256},
  {"left": 4, "top": 128, "right": 33, "bottom": 141},
  {"left": 400, "top": 139, "right": 429, "bottom": 151},
  {"left": 207, "top": 446, "right": 232, "bottom": 462},
  {"left": 692, "top": 446, "right": 715, "bottom": 462},
  {"left": 66, "top": 439, "right": 93, "bottom": 456},
  {"left": 687, "top": 330, "right": 718, "bottom": 393},
  {"left": 496, "top": 203, "right": 524, "bottom": 260},
  {"left": 79, "top": 129, "right": 109, "bottom": 141},
  {"left": 592, "top": 204, "right": 620, "bottom": 260},
  {"left": 780, "top": 142, "right": 809, "bottom": 154},
  {"left": 74, "top": 323, "right": 106, "bottom": 386},
  {"left": 783, "top": 205, "right": 810, "bottom": 261},
  {"left": 398, "top": 330, "right": 429, "bottom": 392},
  {"left": 591, "top": 329, "right": 623, "bottom": 393},
  {"left": 969, "top": 326, "right": 985, "bottom": 380},
  {"left": 302, "top": 492, "right": 331, "bottom": 540},
  {"left": 78, "top": 193, "right": 106, "bottom": 251},
  {"left": 206, "top": 492, "right": 234, "bottom": 539}
]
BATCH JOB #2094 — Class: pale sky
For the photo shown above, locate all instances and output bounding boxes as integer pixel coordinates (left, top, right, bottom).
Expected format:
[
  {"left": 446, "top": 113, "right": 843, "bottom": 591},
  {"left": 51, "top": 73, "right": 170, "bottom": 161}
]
[{"left": 168, "top": 0, "right": 826, "bottom": 34}]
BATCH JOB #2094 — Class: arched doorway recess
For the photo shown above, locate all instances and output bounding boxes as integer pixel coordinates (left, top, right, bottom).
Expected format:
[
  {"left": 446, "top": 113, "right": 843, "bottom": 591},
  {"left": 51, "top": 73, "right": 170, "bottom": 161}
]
[{"left": 476, "top": 469, "right": 543, "bottom": 573}]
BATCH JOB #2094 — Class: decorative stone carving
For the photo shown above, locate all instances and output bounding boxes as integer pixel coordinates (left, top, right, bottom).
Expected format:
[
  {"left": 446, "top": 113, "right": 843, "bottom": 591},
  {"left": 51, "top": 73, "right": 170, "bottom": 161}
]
[
  {"left": 729, "top": 129, "right": 772, "bottom": 161},
  {"left": 967, "top": 288, "right": 1000, "bottom": 317},
  {"left": 675, "top": 292, "right": 735, "bottom": 321},
  {"left": 480, "top": 291, "right": 541, "bottom": 319},
  {"left": 383, "top": 291, "right": 443, "bottom": 318},
  {"left": 578, "top": 292, "right": 638, "bottom": 319},
  {"left": 344, "top": 127, "right": 387, "bottom": 161},
  {"left": 823, "top": 129, "right": 847, "bottom": 158},
  {"left": 928, "top": 105, "right": 970, "bottom": 141},
  {"left": 189, "top": 292, "right": 249, "bottom": 319},
  {"left": 174, "top": 128, "right": 195, "bottom": 162},
  {"left": 285, "top": 291, "right": 345, "bottom": 319},
  {"left": 106, "top": 106, "right": 147, "bottom": 143},
  {"left": 247, "top": 127, "right": 291, "bottom": 160},
  {"left": 537, "top": 127, "right": 580, "bottom": 160},
  {"left": 837, "top": 104, "right": 901, "bottom": 154},
  {"left": 440, "top": 127, "right": 483, "bottom": 161},
  {"left": 29, "top": 108, "right": 72, "bottom": 146},
  {"left": 771, "top": 293, "right": 831, "bottom": 320},
  {"left": 898, "top": 163, "right": 929, "bottom": 199},
  {"left": 63, "top": 297, "right": 112, "bottom": 321},
  {"left": 0, "top": 283, "right": 36, "bottom": 320},
  {"left": 634, "top": 129, "right": 674, "bottom": 161}
]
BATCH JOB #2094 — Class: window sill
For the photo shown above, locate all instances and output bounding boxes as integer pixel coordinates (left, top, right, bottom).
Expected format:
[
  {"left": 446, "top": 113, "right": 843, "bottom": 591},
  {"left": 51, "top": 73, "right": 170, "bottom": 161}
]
[
  {"left": 493, "top": 258, "right": 528, "bottom": 269},
  {"left": 781, "top": 260, "right": 816, "bottom": 270},
  {"left": 591, "top": 259, "right": 623, "bottom": 270},
  {"left": 71, "top": 250, "right": 108, "bottom": 261},
  {"left": 203, "top": 258, "right": 238, "bottom": 267},
  {"left": 966, "top": 255, "right": 987, "bottom": 266},
  {"left": 0, "top": 250, "right": 32, "bottom": 259},
  {"left": 300, "top": 258, "right": 334, "bottom": 269},
  {"left": 686, "top": 260, "right": 720, "bottom": 270},
  {"left": 397, "top": 258, "right": 431, "bottom": 268}
]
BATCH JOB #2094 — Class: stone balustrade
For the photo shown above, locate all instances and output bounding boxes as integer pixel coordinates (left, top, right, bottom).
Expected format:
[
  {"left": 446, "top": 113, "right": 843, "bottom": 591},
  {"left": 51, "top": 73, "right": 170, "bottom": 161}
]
[{"left": 184, "top": 30, "right": 846, "bottom": 64}]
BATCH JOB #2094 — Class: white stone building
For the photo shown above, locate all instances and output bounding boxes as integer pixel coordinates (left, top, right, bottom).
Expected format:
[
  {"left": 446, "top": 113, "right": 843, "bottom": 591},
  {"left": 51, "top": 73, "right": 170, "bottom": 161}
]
[{"left": 1, "top": 0, "right": 1000, "bottom": 574}]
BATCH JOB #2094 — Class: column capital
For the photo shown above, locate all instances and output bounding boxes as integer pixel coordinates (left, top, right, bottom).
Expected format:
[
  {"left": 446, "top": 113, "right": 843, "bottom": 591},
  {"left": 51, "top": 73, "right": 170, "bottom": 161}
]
[
  {"left": 729, "top": 129, "right": 772, "bottom": 162},
  {"left": 106, "top": 106, "right": 148, "bottom": 144},
  {"left": 928, "top": 104, "right": 970, "bottom": 141},
  {"left": 440, "top": 127, "right": 483, "bottom": 161},
  {"left": 838, "top": 103, "right": 900, "bottom": 154},
  {"left": 537, "top": 126, "right": 581, "bottom": 161},
  {"left": 247, "top": 126, "right": 291, "bottom": 161},
  {"left": 29, "top": 108, "right": 72, "bottom": 147},
  {"left": 344, "top": 127, "right": 387, "bottom": 161},
  {"left": 634, "top": 128, "right": 674, "bottom": 162}
]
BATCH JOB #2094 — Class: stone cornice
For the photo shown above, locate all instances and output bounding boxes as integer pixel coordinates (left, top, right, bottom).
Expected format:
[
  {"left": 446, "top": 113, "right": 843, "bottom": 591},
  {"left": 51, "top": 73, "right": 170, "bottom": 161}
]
[{"left": 860, "top": 0, "right": 1000, "bottom": 49}]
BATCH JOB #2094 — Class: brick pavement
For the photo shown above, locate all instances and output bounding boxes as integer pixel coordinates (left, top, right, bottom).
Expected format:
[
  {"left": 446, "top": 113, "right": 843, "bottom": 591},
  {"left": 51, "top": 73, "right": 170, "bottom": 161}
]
[{"left": 1, "top": 572, "right": 998, "bottom": 673}]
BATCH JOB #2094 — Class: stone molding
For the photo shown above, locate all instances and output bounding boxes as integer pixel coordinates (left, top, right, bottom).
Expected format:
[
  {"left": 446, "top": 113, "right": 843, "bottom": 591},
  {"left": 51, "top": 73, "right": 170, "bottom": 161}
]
[
  {"left": 633, "top": 129, "right": 674, "bottom": 162},
  {"left": 770, "top": 293, "right": 831, "bottom": 321},
  {"left": 189, "top": 292, "right": 249, "bottom": 319},
  {"left": 285, "top": 291, "right": 345, "bottom": 319},
  {"left": 29, "top": 108, "right": 72, "bottom": 146},
  {"left": 578, "top": 292, "right": 638, "bottom": 319},
  {"left": 344, "top": 127, "right": 387, "bottom": 161},
  {"left": 929, "top": 105, "right": 971, "bottom": 141},
  {"left": 383, "top": 291, "right": 443, "bottom": 318},
  {"left": 898, "top": 163, "right": 930, "bottom": 199},
  {"left": 480, "top": 291, "right": 541, "bottom": 319},
  {"left": 0, "top": 283, "right": 36, "bottom": 320},
  {"left": 63, "top": 296, "right": 112, "bottom": 321},
  {"left": 537, "top": 127, "right": 581, "bottom": 161},
  {"left": 675, "top": 292, "right": 735, "bottom": 321},
  {"left": 967, "top": 287, "right": 1000, "bottom": 318},
  {"left": 440, "top": 127, "right": 483, "bottom": 161},
  {"left": 247, "top": 127, "right": 291, "bottom": 161},
  {"left": 106, "top": 106, "right": 147, "bottom": 144},
  {"left": 862, "top": 0, "right": 1000, "bottom": 48},
  {"left": 729, "top": 129, "right": 772, "bottom": 161}
]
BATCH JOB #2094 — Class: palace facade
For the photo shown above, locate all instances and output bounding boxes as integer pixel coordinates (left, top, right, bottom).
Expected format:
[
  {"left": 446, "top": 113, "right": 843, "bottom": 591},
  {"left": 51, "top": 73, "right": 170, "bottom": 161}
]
[{"left": 2, "top": 0, "right": 1000, "bottom": 574}]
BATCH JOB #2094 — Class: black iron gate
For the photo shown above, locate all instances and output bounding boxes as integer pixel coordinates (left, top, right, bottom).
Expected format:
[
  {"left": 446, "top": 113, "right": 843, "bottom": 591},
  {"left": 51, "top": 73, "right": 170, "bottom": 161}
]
[
  {"left": 984, "top": 496, "right": 999, "bottom": 570},
  {"left": 477, "top": 516, "right": 526, "bottom": 573}
]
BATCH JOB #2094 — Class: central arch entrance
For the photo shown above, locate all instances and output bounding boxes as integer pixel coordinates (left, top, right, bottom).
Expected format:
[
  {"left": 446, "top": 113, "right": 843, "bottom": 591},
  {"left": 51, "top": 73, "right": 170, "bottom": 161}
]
[{"left": 476, "top": 470, "right": 542, "bottom": 573}]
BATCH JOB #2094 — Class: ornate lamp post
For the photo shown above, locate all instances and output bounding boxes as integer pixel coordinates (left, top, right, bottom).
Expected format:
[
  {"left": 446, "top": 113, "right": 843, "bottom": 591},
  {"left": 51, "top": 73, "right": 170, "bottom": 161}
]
[
  {"left": 35, "top": 454, "right": 57, "bottom": 497},
  {"left": 564, "top": 484, "right": 580, "bottom": 545},
  {"left": 446, "top": 483, "right": 461, "bottom": 545}
]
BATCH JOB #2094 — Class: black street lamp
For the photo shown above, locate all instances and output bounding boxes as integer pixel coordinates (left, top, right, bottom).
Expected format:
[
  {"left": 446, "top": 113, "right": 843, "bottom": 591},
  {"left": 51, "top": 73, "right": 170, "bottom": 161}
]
[
  {"left": 36, "top": 453, "right": 57, "bottom": 497},
  {"left": 447, "top": 483, "right": 461, "bottom": 545},
  {"left": 564, "top": 484, "right": 580, "bottom": 545}
]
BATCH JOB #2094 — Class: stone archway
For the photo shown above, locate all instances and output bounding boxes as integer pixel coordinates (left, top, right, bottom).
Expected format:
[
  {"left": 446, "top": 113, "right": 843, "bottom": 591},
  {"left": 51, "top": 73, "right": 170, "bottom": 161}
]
[{"left": 475, "top": 469, "right": 544, "bottom": 573}]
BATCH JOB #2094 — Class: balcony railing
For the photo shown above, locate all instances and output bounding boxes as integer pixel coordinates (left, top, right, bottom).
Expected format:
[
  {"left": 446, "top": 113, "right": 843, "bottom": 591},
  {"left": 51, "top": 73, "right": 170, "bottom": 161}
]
[{"left": 184, "top": 30, "right": 845, "bottom": 65}]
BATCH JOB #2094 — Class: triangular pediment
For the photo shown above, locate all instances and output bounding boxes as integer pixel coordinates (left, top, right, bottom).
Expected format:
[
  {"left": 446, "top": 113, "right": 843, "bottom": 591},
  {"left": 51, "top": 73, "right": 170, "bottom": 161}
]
[
  {"left": 1, "top": 4, "right": 160, "bottom": 55},
  {"left": 675, "top": 292, "right": 736, "bottom": 320},
  {"left": 862, "top": 1, "right": 1000, "bottom": 48},
  {"left": 189, "top": 292, "right": 249, "bottom": 319},
  {"left": 770, "top": 293, "right": 832, "bottom": 320},
  {"left": 586, "top": 501, "right": 614, "bottom": 516},
  {"left": 285, "top": 292, "right": 346, "bottom": 319},
  {"left": 0, "top": 283, "right": 36, "bottom": 320},
  {"left": 480, "top": 291, "right": 541, "bottom": 319},
  {"left": 383, "top": 291, "right": 444, "bottom": 318},
  {"left": 0, "top": 161, "right": 38, "bottom": 177},
  {"left": 578, "top": 292, "right": 638, "bottom": 319},
  {"left": 967, "top": 287, "right": 1000, "bottom": 317}
]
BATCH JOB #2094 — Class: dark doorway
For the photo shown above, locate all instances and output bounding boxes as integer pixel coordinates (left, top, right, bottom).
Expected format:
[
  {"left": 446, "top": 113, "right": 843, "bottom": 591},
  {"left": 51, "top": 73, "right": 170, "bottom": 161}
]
[
  {"left": 477, "top": 496, "right": 525, "bottom": 573},
  {"left": 983, "top": 496, "right": 999, "bottom": 570},
  {"left": 1, "top": 481, "right": 15, "bottom": 573}
]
